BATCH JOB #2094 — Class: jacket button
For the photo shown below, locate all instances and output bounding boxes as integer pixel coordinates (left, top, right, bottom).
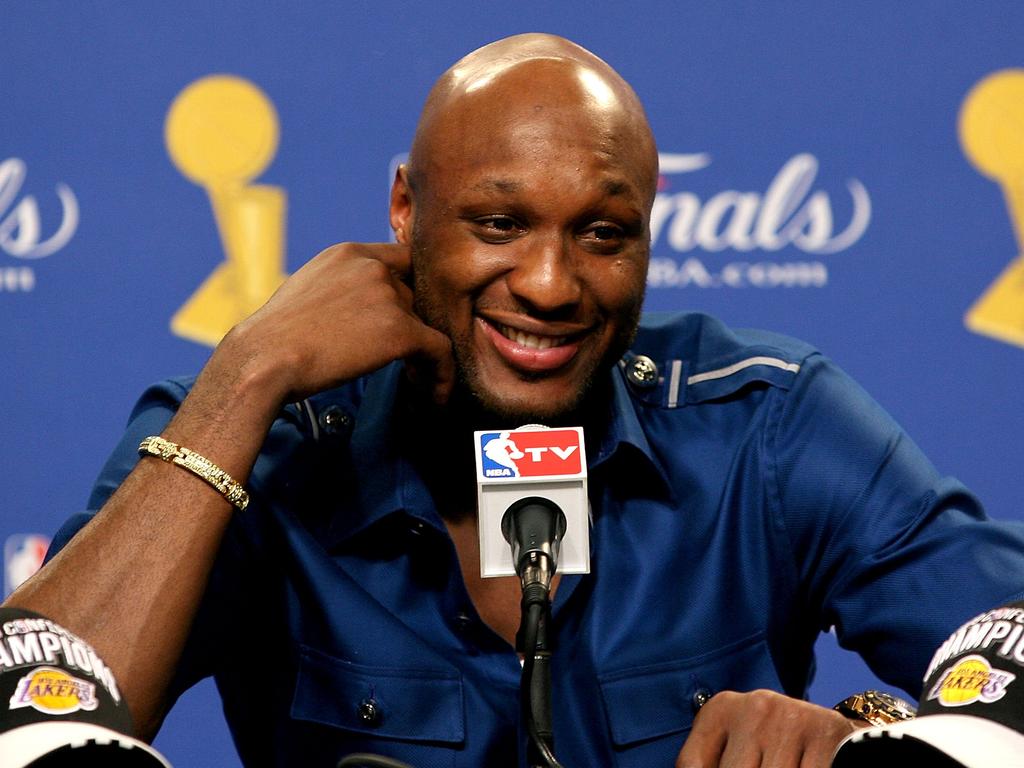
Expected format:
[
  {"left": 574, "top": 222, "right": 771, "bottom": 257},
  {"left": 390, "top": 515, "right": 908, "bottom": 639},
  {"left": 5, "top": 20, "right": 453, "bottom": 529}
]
[
  {"left": 692, "top": 687, "right": 713, "bottom": 712},
  {"left": 627, "top": 355, "right": 658, "bottom": 388},
  {"left": 357, "top": 698, "right": 381, "bottom": 726},
  {"left": 319, "top": 405, "right": 353, "bottom": 435},
  {"left": 454, "top": 611, "right": 473, "bottom": 632}
]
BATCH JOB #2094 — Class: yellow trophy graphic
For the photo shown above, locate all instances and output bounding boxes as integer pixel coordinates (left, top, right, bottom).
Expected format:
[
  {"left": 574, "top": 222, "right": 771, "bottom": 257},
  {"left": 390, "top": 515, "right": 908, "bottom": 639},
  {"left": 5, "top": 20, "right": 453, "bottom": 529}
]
[
  {"left": 164, "top": 75, "right": 287, "bottom": 347},
  {"left": 960, "top": 69, "right": 1024, "bottom": 348}
]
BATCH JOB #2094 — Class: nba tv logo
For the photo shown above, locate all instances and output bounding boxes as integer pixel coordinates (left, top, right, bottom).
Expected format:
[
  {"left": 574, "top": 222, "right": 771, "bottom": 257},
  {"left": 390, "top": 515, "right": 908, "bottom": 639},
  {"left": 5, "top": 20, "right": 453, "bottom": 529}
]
[{"left": 478, "top": 429, "right": 583, "bottom": 478}]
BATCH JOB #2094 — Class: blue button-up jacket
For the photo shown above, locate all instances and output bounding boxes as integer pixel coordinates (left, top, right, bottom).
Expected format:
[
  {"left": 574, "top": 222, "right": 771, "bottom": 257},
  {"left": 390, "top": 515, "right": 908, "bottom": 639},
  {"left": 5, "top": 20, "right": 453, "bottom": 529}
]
[{"left": 52, "top": 313, "right": 1024, "bottom": 767}]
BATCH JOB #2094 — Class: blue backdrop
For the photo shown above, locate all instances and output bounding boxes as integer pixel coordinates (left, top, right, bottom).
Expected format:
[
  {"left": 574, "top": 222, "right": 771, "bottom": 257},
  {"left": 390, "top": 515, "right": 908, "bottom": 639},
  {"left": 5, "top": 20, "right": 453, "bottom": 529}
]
[{"left": 5, "top": 3, "right": 1024, "bottom": 765}]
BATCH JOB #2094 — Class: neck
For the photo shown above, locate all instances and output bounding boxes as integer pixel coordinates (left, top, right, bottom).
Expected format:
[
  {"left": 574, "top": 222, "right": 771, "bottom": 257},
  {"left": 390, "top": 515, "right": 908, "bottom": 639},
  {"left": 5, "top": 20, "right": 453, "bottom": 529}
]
[{"left": 397, "top": 374, "right": 613, "bottom": 522}]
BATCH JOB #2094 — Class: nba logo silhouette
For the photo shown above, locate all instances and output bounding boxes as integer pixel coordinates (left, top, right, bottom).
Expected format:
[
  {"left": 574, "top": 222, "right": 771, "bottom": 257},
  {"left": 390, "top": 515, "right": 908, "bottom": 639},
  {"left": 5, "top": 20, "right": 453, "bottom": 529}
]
[
  {"left": 4, "top": 533, "right": 50, "bottom": 597},
  {"left": 478, "top": 428, "right": 584, "bottom": 479}
]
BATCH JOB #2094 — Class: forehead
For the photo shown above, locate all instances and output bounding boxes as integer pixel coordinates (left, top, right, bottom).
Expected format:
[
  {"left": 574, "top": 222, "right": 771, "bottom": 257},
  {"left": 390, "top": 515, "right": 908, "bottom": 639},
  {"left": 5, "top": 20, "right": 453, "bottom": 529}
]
[{"left": 416, "top": 59, "right": 655, "bottom": 205}]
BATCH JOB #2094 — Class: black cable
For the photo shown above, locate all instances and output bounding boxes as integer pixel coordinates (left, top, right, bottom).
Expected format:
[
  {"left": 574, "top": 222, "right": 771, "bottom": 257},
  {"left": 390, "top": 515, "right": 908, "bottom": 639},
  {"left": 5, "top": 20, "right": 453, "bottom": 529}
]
[
  {"left": 520, "top": 600, "right": 566, "bottom": 768},
  {"left": 336, "top": 594, "right": 565, "bottom": 768}
]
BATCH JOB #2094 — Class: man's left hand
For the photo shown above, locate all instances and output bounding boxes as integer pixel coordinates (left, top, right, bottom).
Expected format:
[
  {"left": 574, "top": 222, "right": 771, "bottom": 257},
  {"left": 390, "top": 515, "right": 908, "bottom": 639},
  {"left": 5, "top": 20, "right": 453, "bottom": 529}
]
[{"left": 675, "top": 689, "right": 859, "bottom": 768}]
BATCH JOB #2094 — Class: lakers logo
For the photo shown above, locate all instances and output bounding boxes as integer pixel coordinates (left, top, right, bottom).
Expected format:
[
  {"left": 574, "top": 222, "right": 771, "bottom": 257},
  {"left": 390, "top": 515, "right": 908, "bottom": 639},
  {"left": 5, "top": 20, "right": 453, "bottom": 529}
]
[
  {"left": 164, "top": 75, "right": 288, "bottom": 347},
  {"left": 927, "top": 654, "right": 1016, "bottom": 707},
  {"left": 959, "top": 69, "right": 1024, "bottom": 348},
  {"left": 8, "top": 666, "right": 98, "bottom": 715}
]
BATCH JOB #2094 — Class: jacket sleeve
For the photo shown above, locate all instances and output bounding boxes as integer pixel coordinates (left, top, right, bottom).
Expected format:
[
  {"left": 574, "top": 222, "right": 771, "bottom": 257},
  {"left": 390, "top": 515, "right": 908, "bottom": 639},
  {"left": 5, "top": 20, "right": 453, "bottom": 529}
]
[{"left": 767, "top": 353, "right": 1024, "bottom": 697}]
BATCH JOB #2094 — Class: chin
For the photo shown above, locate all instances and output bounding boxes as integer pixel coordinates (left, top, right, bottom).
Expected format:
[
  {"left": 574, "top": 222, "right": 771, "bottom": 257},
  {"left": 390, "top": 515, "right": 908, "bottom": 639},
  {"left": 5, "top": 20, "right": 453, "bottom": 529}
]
[
  {"left": 477, "top": 397, "right": 577, "bottom": 426},
  {"left": 456, "top": 372, "right": 600, "bottom": 428},
  {"left": 445, "top": 326, "right": 630, "bottom": 427}
]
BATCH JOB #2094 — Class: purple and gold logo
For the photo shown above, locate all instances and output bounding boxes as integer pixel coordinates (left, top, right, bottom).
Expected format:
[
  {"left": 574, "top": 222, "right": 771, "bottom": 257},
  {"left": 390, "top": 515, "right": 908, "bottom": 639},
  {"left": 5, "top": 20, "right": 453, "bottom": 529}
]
[
  {"left": 8, "top": 666, "right": 98, "bottom": 715},
  {"left": 927, "top": 654, "right": 1016, "bottom": 707}
]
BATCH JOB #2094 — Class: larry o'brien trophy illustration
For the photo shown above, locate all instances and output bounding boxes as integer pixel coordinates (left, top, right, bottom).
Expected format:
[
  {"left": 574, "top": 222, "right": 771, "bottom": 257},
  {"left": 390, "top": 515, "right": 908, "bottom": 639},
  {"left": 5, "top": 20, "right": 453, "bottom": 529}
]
[
  {"left": 960, "top": 69, "right": 1024, "bottom": 349},
  {"left": 164, "top": 75, "right": 287, "bottom": 347}
]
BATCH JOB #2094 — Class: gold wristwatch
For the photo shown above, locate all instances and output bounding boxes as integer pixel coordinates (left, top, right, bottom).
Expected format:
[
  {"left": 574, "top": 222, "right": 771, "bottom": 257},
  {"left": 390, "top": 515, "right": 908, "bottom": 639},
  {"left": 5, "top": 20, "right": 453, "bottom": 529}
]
[{"left": 833, "top": 690, "right": 916, "bottom": 725}]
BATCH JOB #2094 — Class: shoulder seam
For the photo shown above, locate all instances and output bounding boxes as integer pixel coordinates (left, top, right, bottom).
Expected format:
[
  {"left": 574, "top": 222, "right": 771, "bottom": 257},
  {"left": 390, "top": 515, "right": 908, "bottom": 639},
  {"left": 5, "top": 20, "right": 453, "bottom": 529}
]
[{"left": 687, "top": 356, "right": 802, "bottom": 386}]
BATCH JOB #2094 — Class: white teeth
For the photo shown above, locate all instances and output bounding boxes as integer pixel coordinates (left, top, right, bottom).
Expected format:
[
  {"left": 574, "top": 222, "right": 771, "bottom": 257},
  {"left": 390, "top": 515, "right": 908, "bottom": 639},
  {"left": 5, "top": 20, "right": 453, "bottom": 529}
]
[{"left": 499, "top": 324, "right": 566, "bottom": 350}]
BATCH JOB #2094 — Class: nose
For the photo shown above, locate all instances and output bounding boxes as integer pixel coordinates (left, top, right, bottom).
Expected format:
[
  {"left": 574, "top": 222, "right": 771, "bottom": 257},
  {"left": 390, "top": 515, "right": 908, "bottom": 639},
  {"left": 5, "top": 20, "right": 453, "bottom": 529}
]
[{"left": 505, "top": 234, "right": 582, "bottom": 316}]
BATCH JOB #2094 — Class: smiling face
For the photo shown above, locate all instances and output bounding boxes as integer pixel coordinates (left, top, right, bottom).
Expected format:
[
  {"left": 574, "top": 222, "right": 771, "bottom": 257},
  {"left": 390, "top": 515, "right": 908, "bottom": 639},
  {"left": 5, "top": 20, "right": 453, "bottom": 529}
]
[{"left": 393, "top": 39, "right": 658, "bottom": 425}]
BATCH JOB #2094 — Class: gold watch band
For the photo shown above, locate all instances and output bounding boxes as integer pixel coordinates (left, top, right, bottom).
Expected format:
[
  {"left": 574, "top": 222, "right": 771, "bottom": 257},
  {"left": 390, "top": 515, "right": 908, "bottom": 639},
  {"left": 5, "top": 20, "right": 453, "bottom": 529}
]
[{"left": 833, "top": 690, "right": 916, "bottom": 726}]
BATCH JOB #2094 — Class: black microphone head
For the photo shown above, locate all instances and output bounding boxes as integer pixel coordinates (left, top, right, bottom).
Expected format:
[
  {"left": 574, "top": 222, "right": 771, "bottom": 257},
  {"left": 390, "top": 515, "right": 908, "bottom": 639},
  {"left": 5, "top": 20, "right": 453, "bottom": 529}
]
[{"left": 501, "top": 497, "right": 567, "bottom": 577}]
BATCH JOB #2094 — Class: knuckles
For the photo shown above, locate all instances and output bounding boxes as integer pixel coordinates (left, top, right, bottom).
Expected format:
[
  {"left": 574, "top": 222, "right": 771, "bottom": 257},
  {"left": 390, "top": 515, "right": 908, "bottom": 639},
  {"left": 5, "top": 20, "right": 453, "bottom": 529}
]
[
  {"left": 220, "top": 239, "right": 446, "bottom": 401},
  {"left": 679, "top": 688, "right": 856, "bottom": 765},
  {"left": 699, "top": 689, "right": 799, "bottom": 722}
]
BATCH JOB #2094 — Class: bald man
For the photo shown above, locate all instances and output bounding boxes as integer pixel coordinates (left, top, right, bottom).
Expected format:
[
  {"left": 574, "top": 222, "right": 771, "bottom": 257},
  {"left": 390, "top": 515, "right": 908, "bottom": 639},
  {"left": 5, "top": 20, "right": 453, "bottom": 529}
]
[{"left": 8, "top": 34, "right": 1024, "bottom": 768}]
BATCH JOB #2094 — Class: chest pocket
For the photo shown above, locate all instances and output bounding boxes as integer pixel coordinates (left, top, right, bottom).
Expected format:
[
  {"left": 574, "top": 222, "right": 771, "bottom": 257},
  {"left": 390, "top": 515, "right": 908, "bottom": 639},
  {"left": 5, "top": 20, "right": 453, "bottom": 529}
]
[
  {"left": 291, "top": 645, "right": 465, "bottom": 765},
  {"left": 597, "top": 631, "right": 783, "bottom": 767}
]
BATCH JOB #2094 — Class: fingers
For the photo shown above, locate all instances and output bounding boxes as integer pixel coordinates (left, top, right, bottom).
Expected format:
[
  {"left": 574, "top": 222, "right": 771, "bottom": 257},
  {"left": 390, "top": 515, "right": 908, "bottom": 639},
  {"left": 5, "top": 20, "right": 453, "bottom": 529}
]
[
  {"left": 675, "top": 690, "right": 854, "bottom": 768},
  {"left": 339, "top": 243, "right": 453, "bottom": 402},
  {"left": 343, "top": 249, "right": 451, "bottom": 393},
  {"left": 366, "top": 242, "right": 413, "bottom": 283},
  {"left": 317, "top": 241, "right": 416, "bottom": 309},
  {"left": 315, "top": 240, "right": 410, "bottom": 269},
  {"left": 314, "top": 241, "right": 454, "bottom": 403},
  {"left": 217, "top": 240, "right": 454, "bottom": 404},
  {"left": 675, "top": 706, "right": 726, "bottom": 767}
]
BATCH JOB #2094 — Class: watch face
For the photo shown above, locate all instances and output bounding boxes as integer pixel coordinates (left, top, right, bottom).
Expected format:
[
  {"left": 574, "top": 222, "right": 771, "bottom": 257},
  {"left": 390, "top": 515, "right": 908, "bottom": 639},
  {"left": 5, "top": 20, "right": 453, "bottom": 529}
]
[{"left": 867, "top": 690, "right": 917, "bottom": 719}]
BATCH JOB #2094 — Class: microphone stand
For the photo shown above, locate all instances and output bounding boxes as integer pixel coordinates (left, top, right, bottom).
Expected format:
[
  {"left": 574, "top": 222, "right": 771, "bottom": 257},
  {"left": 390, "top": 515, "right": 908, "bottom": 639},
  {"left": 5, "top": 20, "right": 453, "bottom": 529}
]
[{"left": 504, "top": 499, "right": 567, "bottom": 768}]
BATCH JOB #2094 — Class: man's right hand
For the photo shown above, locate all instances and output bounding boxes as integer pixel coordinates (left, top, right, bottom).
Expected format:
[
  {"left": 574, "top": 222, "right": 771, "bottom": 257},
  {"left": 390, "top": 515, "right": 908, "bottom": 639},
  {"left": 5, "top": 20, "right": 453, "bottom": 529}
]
[
  {"left": 213, "top": 241, "right": 455, "bottom": 411},
  {"left": 675, "top": 690, "right": 858, "bottom": 768},
  {"left": 1, "top": 240, "right": 454, "bottom": 740}
]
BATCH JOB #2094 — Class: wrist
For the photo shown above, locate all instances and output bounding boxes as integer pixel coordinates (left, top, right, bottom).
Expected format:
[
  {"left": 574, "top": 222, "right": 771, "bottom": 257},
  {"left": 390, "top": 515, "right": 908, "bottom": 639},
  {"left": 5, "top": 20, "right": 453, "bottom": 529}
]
[
  {"left": 161, "top": 329, "right": 296, "bottom": 479},
  {"left": 138, "top": 436, "right": 250, "bottom": 511},
  {"left": 213, "top": 320, "right": 305, "bottom": 405}
]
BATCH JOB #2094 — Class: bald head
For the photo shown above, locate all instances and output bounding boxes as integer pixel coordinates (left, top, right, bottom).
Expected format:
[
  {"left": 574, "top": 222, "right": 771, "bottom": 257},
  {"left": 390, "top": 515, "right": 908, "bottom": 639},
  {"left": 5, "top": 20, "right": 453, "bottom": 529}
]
[
  {"left": 406, "top": 34, "right": 658, "bottom": 204},
  {"left": 389, "top": 35, "right": 656, "bottom": 423}
]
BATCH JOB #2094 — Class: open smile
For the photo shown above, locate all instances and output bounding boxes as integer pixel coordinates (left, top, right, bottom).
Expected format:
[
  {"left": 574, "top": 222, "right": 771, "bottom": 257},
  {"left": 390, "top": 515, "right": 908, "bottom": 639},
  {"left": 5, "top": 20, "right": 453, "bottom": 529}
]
[
  {"left": 494, "top": 323, "right": 568, "bottom": 350},
  {"left": 477, "top": 316, "right": 589, "bottom": 373}
]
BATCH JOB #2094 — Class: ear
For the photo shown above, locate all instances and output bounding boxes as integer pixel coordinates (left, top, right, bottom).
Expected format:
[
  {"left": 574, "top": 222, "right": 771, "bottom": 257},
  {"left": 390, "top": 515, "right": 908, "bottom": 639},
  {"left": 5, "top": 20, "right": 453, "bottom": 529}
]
[{"left": 389, "top": 164, "right": 414, "bottom": 244}]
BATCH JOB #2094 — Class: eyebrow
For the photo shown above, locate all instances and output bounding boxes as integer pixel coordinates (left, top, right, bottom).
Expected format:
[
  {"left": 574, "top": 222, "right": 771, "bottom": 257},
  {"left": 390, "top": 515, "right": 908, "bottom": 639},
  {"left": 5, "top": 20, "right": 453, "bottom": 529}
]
[
  {"left": 470, "top": 177, "right": 634, "bottom": 196},
  {"left": 470, "top": 178, "right": 522, "bottom": 194},
  {"left": 602, "top": 179, "right": 630, "bottom": 196}
]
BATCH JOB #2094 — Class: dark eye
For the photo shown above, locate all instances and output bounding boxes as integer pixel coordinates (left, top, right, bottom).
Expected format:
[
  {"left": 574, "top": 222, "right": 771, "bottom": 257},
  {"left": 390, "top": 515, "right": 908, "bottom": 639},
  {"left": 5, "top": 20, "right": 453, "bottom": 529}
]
[
  {"left": 580, "top": 221, "right": 626, "bottom": 251},
  {"left": 480, "top": 217, "right": 516, "bottom": 231},
  {"left": 472, "top": 215, "right": 522, "bottom": 242},
  {"left": 590, "top": 224, "right": 623, "bottom": 240}
]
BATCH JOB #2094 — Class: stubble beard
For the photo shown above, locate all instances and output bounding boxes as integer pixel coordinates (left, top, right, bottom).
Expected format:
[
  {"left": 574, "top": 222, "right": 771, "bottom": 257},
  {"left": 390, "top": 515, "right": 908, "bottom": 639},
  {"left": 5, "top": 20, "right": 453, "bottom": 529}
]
[{"left": 410, "top": 240, "right": 643, "bottom": 428}]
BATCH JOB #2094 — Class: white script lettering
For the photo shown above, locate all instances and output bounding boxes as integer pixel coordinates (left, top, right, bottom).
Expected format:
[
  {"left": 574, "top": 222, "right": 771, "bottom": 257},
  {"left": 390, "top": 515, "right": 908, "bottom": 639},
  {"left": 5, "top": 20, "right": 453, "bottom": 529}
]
[
  {"left": 0, "top": 158, "right": 78, "bottom": 259},
  {"left": 651, "top": 153, "right": 870, "bottom": 255}
]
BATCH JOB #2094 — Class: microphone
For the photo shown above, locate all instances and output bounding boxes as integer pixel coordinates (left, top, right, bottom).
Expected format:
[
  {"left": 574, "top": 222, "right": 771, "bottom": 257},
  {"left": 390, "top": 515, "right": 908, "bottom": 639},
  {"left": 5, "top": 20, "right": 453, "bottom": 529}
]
[
  {"left": 475, "top": 428, "right": 579, "bottom": 768},
  {"left": 501, "top": 496, "right": 567, "bottom": 590},
  {"left": 473, "top": 425, "right": 590, "bottom": 580}
]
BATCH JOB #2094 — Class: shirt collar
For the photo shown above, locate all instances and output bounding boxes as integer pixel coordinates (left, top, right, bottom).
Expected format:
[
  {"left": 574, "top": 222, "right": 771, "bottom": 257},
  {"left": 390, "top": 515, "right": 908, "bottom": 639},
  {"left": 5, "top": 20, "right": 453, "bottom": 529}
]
[
  {"left": 589, "top": 364, "right": 676, "bottom": 503},
  {"left": 324, "top": 359, "right": 675, "bottom": 548}
]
